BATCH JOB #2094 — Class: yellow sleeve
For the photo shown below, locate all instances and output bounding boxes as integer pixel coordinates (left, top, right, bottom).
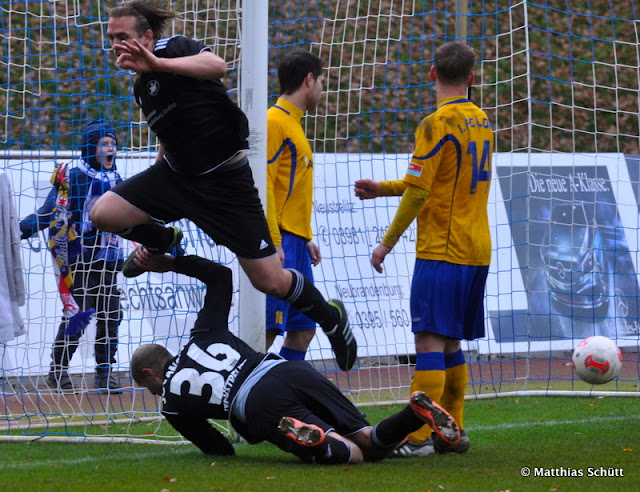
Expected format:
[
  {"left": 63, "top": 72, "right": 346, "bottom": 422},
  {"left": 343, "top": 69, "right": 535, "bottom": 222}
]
[
  {"left": 266, "top": 119, "right": 283, "bottom": 190},
  {"left": 266, "top": 187, "right": 281, "bottom": 246},
  {"left": 381, "top": 184, "right": 429, "bottom": 249},
  {"left": 266, "top": 116, "right": 284, "bottom": 245},
  {"left": 380, "top": 179, "right": 407, "bottom": 196}
]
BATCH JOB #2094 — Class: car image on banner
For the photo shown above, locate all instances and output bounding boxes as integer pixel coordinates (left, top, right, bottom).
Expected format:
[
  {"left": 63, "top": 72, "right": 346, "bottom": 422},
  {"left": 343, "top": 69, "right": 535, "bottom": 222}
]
[
  {"left": 492, "top": 155, "right": 640, "bottom": 343},
  {"left": 540, "top": 201, "right": 609, "bottom": 318}
]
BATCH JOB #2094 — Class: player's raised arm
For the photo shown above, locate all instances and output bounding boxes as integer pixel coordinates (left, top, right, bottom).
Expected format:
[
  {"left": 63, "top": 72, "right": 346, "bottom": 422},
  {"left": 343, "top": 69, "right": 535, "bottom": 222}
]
[{"left": 113, "top": 39, "right": 226, "bottom": 79}]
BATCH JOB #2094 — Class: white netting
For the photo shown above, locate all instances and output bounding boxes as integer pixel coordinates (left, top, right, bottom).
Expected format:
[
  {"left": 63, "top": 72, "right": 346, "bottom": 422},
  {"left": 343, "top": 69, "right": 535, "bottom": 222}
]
[{"left": 1, "top": 0, "right": 639, "bottom": 443}]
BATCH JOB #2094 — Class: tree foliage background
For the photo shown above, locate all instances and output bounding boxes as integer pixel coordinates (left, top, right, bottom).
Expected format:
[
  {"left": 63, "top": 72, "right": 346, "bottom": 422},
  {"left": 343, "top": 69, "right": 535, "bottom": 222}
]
[{"left": 1, "top": 1, "right": 638, "bottom": 156}]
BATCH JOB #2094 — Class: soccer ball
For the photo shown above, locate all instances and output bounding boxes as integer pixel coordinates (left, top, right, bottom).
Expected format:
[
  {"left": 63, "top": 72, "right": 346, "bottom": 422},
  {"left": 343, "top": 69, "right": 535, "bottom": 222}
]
[{"left": 572, "top": 336, "right": 623, "bottom": 384}]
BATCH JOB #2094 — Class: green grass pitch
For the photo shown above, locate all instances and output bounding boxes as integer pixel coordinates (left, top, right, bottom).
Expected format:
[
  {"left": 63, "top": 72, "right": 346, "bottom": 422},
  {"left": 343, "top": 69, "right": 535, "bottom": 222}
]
[{"left": 1, "top": 396, "right": 638, "bottom": 492}]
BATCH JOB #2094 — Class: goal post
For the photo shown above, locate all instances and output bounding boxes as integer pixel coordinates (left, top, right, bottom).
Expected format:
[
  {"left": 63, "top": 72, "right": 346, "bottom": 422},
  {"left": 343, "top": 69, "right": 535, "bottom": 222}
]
[
  {"left": 1, "top": 0, "right": 639, "bottom": 445},
  {"left": 238, "top": 0, "right": 268, "bottom": 352}
]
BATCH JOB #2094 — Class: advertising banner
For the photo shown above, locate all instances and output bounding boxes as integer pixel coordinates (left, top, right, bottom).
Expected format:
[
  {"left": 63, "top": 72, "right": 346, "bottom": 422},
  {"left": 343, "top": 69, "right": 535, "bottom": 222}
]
[
  {"left": 5, "top": 152, "right": 639, "bottom": 375},
  {"left": 488, "top": 153, "right": 640, "bottom": 353}
]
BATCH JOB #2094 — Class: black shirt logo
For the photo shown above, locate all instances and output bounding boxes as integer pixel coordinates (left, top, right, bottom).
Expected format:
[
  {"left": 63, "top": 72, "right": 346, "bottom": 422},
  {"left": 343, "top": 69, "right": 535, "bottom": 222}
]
[{"left": 147, "top": 80, "right": 160, "bottom": 96}]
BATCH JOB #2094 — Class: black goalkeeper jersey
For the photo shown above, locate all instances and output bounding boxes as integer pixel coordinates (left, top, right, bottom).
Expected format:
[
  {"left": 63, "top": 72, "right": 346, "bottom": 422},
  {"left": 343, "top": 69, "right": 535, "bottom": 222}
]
[
  {"left": 159, "top": 255, "right": 264, "bottom": 454},
  {"left": 134, "top": 35, "right": 250, "bottom": 175}
]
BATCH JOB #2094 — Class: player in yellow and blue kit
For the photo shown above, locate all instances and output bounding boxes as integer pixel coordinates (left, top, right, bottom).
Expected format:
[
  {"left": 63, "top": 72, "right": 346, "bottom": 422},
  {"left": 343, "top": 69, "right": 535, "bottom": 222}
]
[
  {"left": 355, "top": 41, "right": 493, "bottom": 457},
  {"left": 265, "top": 51, "right": 356, "bottom": 370}
]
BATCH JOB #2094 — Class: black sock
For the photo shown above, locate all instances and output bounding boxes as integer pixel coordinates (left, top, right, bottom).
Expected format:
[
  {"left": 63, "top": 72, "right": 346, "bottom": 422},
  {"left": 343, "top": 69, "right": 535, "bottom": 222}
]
[
  {"left": 119, "top": 223, "right": 175, "bottom": 252},
  {"left": 317, "top": 436, "right": 352, "bottom": 464},
  {"left": 283, "top": 269, "right": 339, "bottom": 332},
  {"left": 371, "top": 406, "right": 424, "bottom": 448},
  {"left": 290, "top": 435, "right": 351, "bottom": 464}
]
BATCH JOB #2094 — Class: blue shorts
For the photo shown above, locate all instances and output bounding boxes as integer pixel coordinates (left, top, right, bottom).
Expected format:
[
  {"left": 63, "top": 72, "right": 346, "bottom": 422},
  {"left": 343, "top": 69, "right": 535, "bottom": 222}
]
[
  {"left": 410, "top": 259, "right": 488, "bottom": 340},
  {"left": 266, "top": 232, "right": 316, "bottom": 334}
]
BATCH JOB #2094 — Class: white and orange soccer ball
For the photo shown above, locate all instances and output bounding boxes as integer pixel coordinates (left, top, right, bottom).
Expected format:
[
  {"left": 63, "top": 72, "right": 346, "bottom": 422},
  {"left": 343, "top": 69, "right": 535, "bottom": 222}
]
[{"left": 572, "top": 336, "right": 623, "bottom": 385}]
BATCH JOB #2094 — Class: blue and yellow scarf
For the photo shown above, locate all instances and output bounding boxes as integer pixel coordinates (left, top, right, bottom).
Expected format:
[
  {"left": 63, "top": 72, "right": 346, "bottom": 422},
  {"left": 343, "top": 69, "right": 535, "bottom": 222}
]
[{"left": 48, "top": 162, "right": 95, "bottom": 336}]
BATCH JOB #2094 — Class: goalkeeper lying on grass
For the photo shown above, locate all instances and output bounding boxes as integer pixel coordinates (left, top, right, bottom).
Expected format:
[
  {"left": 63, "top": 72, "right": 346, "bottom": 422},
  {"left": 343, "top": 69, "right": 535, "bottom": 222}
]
[{"left": 130, "top": 249, "right": 460, "bottom": 464}]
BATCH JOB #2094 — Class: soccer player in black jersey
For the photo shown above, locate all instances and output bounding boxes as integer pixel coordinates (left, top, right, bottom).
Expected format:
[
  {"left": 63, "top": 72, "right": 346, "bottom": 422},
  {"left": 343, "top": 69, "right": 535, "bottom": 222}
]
[
  {"left": 91, "top": 1, "right": 356, "bottom": 370},
  {"left": 129, "top": 248, "right": 460, "bottom": 463}
]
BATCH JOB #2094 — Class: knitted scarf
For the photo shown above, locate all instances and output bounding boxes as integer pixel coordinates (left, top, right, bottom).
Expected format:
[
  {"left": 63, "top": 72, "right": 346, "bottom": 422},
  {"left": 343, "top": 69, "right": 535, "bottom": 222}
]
[
  {"left": 48, "top": 162, "right": 95, "bottom": 337},
  {"left": 77, "top": 159, "right": 124, "bottom": 262}
]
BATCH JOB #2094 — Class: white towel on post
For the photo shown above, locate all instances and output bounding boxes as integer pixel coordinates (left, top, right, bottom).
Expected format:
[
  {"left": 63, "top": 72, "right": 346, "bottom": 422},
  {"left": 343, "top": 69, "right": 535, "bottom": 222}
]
[{"left": 0, "top": 172, "right": 26, "bottom": 343}]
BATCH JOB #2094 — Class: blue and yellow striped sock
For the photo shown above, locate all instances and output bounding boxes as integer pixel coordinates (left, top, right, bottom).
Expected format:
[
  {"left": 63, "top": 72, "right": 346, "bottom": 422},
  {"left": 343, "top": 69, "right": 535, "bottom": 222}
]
[
  {"left": 440, "top": 349, "right": 468, "bottom": 428},
  {"left": 407, "top": 352, "right": 445, "bottom": 444}
]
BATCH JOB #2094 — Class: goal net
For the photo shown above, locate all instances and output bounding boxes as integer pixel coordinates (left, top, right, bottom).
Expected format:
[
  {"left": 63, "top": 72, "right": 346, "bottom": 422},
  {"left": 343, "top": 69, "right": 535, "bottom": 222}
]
[{"left": 1, "top": 0, "right": 639, "bottom": 444}]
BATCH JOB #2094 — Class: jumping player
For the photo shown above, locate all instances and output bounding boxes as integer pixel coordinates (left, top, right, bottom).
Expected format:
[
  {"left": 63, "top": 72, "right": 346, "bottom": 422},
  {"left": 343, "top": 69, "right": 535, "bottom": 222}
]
[{"left": 90, "top": 1, "right": 356, "bottom": 370}]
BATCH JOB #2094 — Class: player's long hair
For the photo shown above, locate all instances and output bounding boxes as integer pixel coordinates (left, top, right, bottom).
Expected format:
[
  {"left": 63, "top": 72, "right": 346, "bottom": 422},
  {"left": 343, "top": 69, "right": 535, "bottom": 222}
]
[{"left": 110, "top": 0, "right": 179, "bottom": 41}]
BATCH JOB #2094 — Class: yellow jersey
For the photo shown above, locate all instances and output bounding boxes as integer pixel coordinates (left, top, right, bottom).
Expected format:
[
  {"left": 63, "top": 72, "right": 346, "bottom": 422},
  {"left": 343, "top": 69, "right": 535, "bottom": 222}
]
[
  {"left": 404, "top": 96, "right": 493, "bottom": 265},
  {"left": 267, "top": 97, "right": 314, "bottom": 242}
]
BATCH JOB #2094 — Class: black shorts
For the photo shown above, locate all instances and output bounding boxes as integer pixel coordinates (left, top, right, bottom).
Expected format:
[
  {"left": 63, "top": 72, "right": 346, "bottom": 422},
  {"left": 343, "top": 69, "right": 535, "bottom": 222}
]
[
  {"left": 111, "top": 158, "right": 276, "bottom": 259},
  {"left": 234, "top": 361, "right": 369, "bottom": 456}
]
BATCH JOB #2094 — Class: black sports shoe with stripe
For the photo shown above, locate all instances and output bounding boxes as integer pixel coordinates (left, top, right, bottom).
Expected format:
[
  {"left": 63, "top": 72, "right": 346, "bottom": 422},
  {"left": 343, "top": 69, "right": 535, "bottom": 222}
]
[
  {"left": 122, "top": 226, "right": 183, "bottom": 278},
  {"left": 324, "top": 299, "right": 357, "bottom": 371},
  {"left": 121, "top": 246, "right": 148, "bottom": 278}
]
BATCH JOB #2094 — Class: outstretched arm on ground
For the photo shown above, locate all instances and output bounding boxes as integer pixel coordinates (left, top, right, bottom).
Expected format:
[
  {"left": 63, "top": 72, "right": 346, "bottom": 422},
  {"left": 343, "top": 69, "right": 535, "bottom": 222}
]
[{"left": 163, "top": 413, "right": 235, "bottom": 456}]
